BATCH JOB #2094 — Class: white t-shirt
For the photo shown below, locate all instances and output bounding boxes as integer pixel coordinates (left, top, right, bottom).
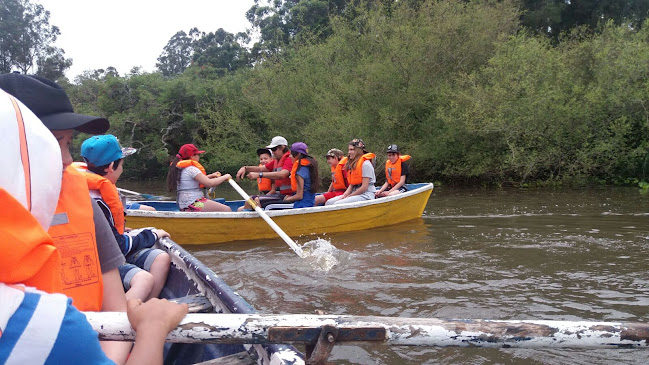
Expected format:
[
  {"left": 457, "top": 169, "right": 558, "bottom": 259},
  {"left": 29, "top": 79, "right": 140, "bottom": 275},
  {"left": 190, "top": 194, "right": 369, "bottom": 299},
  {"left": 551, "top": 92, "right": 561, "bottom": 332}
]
[
  {"left": 177, "top": 166, "right": 204, "bottom": 209},
  {"left": 351, "top": 160, "right": 376, "bottom": 197}
]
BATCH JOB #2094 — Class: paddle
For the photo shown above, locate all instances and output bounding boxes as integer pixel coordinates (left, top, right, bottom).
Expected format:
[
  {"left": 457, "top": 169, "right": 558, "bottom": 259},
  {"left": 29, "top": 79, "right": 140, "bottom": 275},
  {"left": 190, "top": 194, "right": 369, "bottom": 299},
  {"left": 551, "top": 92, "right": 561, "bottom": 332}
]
[
  {"left": 117, "top": 187, "right": 163, "bottom": 200},
  {"left": 227, "top": 178, "right": 304, "bottom": 257},
  {"left": 86, "top": 312, "right": 649, "bottom": 348}
]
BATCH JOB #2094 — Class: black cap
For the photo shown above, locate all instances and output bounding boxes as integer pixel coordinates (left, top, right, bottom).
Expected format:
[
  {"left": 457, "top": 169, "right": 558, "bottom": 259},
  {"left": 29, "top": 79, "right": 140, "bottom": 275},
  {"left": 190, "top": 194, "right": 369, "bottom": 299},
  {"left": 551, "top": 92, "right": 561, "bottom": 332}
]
[
  {"left": 256, "top": 148, "right": 272, "bottom": 156},
  {"left": 387, "top": 144, "right": 399, "bottom": 153},
  {"left": 0, "top": 73, "right": 109, "bottom": 134}
]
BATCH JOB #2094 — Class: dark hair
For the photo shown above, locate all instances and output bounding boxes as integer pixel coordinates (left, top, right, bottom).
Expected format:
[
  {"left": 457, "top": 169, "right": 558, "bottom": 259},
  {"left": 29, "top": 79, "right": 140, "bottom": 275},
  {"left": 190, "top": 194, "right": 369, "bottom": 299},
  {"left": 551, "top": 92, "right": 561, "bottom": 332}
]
[
  {"left": 275, "top": 145, "right": 289, "bottom": 154},
  {"left": 295, "top": 154, "right": 320, "bottom": 193},
  {"left": 166, "top": 155, "right": 183, "bottom": 192},
  {"left": 86, "top": 159, "right": 122, "bottom": 176}
]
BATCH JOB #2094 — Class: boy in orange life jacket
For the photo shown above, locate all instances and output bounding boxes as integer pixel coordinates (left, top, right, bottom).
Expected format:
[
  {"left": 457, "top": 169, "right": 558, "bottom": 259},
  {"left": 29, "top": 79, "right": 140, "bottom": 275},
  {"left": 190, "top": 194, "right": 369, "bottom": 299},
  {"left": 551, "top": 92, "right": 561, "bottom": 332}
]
[
  {"left": 0, "top": 73, "right": 132, "bottom": 364},
  {"left": 257, "top": 148, "right": 273, "bottom": 194},
  {"left": 376, "top": 144, "right": 411, "bottom": 197},
  {"left": 314, "top": 148, "right": 348, "bottom": 206},
  {"left": 80, "top": 134, "right": 171, "bottom": 302}
]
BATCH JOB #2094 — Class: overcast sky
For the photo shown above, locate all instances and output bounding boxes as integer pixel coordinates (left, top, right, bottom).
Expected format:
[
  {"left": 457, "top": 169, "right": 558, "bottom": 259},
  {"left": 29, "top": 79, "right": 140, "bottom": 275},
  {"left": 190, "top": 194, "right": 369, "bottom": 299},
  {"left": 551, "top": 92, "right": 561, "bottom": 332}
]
[{"left": 36, "top": 0, "right": 255, "bottom": 80}]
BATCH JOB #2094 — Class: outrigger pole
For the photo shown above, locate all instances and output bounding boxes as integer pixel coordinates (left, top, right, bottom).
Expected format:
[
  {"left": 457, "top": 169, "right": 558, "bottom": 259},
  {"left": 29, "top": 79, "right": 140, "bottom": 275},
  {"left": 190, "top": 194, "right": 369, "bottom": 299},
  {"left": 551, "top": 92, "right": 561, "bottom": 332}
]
[{"left": 87, "top": 312, "right": 649, "bottom": 348}]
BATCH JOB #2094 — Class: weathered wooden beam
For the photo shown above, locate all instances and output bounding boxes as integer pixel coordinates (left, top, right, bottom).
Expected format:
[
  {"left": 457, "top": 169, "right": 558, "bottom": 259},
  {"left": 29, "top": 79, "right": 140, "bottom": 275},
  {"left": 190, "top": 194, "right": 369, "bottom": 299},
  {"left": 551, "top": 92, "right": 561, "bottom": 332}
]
[{"left": 85, "top": 313, "right": 649, "bottom": 348}]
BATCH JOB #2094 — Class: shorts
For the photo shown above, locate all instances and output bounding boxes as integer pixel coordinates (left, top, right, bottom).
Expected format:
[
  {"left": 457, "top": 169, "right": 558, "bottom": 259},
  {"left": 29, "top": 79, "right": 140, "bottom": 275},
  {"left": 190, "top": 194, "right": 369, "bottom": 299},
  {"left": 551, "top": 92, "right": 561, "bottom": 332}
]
[
  {"left": 125, "top": 248, "right": 165, "bottom": 271},
  {"left": 322, "top": 190, "right": 345, "bottom": 201},
  {"left": 181, "top": 197, "right": 208, "bottom": 212},
  {"left": 118, "top": 263, "right": 145, "bottom": 291},
  {"left": 125, "top": 202, "right": 141, "bottom": 209}
]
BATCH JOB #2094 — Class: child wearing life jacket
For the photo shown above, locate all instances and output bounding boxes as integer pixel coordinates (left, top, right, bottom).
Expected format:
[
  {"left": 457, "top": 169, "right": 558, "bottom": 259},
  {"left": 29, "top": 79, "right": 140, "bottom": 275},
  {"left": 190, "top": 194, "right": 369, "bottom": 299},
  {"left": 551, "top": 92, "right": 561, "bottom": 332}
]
[
  {"left": 166, "top": 144, "right": 232, "bottom": 212},
  {"left": 280, "top": 142, "right": 319, "bottom": 208},
  {"left": 326, "top": 138, "right": 377, "bottom": 205},
  {"left": 236, "top": 136, "right": 295, "bottom": 209},
  {"left": 257, "top": 148, "right": 273, "bottom": 194},
  {"left": 376, "top": 144, "right": 411, "bottom": 197},
  {"left": 314, "top": 148, "right": 348, "bottom": 206},
  {"left": 80, "top": 134, "right": 171, "bottom": 302},
  {"left": 0, "top": 88, "right": 188, "bottom": 365}
]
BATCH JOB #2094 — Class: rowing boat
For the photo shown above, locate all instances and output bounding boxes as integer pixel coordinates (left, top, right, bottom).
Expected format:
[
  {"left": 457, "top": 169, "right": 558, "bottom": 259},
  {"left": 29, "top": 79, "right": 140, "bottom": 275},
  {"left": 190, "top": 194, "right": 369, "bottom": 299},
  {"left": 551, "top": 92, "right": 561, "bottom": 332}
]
[
  {"left": 125, "top": 183, "right": 433, "bottom": 245},
  {"left": 155, "top": 237, "right": 303, "bottom": 364}
]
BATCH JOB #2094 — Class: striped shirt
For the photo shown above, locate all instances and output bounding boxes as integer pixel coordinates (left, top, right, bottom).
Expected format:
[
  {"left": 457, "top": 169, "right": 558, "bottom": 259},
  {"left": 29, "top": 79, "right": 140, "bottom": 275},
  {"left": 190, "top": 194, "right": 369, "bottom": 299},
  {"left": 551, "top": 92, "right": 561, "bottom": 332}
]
[{"left": 0, "top": 283, "right": 113, "bottom": 365}]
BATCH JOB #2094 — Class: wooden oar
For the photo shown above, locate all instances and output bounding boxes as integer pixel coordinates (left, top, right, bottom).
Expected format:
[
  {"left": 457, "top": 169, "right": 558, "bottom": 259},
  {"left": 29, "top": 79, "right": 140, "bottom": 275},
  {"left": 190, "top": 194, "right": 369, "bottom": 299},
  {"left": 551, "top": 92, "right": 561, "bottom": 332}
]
[
  {"left": 86, "top": 312, "right": 649, "bottom": 348},
  {"left": 117, "top": 187, "right": 162, "bottom": 200},
  {"left": 227, "top": 178, "right": 304, "bottom": 257}
]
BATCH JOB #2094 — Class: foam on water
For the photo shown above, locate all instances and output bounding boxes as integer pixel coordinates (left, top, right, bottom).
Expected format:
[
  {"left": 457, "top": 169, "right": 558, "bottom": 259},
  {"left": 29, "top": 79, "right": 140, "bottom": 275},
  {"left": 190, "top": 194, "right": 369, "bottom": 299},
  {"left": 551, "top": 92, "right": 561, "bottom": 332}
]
[{"left": 299, "top": 238, "right": 343, "bottom": 271}]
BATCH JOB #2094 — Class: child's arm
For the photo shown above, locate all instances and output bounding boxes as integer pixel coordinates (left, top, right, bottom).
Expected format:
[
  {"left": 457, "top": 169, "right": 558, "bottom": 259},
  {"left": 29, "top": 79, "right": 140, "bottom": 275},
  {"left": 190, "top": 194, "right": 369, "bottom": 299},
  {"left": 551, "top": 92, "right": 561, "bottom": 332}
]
[
  {"left": 283, "top": 176, "right": 304, "bottom": 203},
  {"left": 375, "top": 182, "right": 389, "bottom": 197},
  {"left": 125, "top": 298, "right": 189, "bottom": 365},
  {"left": 387, "top": 175, "right": 407, "bottom": 194}
]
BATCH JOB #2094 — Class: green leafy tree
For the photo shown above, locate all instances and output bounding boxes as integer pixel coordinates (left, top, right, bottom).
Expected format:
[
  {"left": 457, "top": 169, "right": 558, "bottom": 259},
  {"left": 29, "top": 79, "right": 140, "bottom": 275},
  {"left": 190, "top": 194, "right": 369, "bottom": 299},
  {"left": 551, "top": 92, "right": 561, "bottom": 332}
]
[
  {"left": 192, "top": 29, "right": 251, "bottom": 74},
  {"left": 156, "top": 28, "right": 201, "bottom": 77},
  {"left": 0, "top": 0, "right": 71, "bottom": 74}
]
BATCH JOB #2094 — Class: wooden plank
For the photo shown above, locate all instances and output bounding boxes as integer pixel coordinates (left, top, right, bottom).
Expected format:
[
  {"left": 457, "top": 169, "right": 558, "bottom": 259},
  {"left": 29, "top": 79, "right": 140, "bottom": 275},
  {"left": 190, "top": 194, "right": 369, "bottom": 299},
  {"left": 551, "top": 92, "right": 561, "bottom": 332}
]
[{"left": 85, "top": 313, "right": 649, "bottom": 349}]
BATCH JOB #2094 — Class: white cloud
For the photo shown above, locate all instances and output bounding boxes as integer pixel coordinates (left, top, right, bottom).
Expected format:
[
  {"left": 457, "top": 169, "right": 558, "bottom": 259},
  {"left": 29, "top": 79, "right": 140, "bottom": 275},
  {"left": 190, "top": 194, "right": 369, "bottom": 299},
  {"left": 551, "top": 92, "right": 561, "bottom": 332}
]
[{"left": 36, "top": 0, "right": 255, "bottom": 79}]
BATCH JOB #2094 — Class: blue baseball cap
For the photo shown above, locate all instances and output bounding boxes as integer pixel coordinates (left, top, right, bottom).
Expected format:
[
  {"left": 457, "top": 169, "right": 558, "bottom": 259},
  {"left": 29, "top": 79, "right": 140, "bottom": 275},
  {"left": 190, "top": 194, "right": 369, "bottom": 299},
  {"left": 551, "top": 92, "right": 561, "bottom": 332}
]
[{"left": 81, "top": 134, "right": 136, "bottom": 166}]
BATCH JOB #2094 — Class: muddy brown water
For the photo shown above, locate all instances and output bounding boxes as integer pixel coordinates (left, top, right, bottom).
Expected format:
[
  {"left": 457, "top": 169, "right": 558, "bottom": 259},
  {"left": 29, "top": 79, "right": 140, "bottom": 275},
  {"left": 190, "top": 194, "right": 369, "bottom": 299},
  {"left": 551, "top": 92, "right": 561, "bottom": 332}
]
[{"left": 123, "top": 181, "right": 649, "bottom": 364}]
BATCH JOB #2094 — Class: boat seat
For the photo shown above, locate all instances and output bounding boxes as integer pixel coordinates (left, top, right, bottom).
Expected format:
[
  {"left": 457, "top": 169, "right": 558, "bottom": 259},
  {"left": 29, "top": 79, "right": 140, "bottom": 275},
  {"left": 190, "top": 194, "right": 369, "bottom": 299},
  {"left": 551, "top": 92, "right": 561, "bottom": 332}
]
[
  {"left": 264, "top": 203, "right": 294, "bottom": 211},
  {"left": 169, "top": 294, "right": 214, "bottom": 313}
]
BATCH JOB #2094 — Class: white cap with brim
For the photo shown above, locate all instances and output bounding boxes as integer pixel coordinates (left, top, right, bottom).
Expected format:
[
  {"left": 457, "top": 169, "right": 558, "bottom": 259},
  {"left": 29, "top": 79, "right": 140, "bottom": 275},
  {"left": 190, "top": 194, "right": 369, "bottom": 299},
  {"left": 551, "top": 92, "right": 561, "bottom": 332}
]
[
  {"left": 265, "top": 136, "right": 288, "bottom": 148},
  {"left": 0, "top": 90, "right": 62, "bottom": 230}
]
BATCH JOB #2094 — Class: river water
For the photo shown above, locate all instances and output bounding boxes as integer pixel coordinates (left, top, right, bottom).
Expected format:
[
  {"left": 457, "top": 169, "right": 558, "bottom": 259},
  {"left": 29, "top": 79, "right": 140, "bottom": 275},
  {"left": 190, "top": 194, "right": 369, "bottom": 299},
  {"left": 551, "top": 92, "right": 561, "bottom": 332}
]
[{"left": 124, "top": 182, "right": 649, "bottom": 364}]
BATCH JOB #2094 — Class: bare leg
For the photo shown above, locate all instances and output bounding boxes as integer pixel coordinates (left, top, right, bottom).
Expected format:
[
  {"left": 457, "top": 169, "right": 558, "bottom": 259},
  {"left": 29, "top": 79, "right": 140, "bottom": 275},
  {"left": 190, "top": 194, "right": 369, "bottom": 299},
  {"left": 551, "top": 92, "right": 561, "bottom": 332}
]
[
  {"left": 147, "top": 253, "right": 171, "bottom": 300},
  {"left": 202, "top": 200, "right": 232, "bottom": 212},
  {"left": 314, "top": 194, "right": 326, "bottom": 206},
  {"left": 125, "top": 271, "right": 154, "bottom": 302}
]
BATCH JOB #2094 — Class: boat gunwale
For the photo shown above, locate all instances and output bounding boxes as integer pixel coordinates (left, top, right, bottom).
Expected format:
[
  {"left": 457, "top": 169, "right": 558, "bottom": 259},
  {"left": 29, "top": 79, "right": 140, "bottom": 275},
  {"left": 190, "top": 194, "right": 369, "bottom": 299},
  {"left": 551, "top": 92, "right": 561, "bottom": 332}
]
[{"left": 127, "top": 182, "right": 433, "bottom": 219}]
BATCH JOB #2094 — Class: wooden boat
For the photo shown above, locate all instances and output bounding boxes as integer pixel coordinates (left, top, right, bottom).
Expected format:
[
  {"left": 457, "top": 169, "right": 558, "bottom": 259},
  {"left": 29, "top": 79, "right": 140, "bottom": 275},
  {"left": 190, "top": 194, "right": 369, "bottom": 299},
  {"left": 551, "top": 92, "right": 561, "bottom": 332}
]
[
  {"left": 125, "top": 183, "right": 433, "bottom": 245},
  {"left": 155, "top": 237, "right": 304, "bottom": 364}
]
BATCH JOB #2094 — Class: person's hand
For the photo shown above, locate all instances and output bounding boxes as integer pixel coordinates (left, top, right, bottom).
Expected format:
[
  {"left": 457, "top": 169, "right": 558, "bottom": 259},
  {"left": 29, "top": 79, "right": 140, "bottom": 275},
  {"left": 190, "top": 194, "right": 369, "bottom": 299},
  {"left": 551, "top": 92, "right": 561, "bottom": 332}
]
[
  {"left": 247, "top": 172, "right": 259, "bottom": 180},
  {"left": 153, "top": 229, "right": 170, "bottom": 239},
  {"left": 221, "top": 173, "right": 232, "bottom": 180},
  {"left": 236, "top": 167, "right": 246, "bottom": 180},
  {"left": 208, "top": 171, "right": 222, "bottom": 178},
  {"left": 127, "top": 298, "right": 188, "bottom": 333}
]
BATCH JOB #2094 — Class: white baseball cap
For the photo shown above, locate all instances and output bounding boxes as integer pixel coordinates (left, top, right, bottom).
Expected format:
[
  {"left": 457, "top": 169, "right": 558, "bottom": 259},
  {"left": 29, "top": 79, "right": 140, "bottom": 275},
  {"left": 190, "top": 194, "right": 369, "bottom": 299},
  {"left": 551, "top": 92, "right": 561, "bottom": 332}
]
[{"left": 265, "top": 136, "right": 288, "bottom": 148}]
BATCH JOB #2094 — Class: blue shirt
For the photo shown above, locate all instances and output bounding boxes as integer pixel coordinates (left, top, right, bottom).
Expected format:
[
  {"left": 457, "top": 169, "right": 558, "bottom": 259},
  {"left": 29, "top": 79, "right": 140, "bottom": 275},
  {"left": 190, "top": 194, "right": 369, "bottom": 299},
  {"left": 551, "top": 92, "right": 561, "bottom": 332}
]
[{"left": 293, "top": 166, "right": 315, "bottom": 208}]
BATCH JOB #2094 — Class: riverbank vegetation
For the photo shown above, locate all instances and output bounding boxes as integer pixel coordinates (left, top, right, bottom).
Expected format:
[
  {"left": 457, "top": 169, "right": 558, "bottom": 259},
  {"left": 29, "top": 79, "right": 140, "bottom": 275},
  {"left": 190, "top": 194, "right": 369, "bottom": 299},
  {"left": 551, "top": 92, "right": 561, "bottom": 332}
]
[{"left": 4, "top": 0, "right": 649, "bottom": 186}]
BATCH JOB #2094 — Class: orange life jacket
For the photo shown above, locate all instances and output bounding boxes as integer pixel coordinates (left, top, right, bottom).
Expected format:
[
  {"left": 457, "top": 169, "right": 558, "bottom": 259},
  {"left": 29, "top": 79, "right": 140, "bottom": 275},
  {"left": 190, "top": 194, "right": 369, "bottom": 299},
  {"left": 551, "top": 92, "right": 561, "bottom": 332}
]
[
  {"left": 177, "top": 160, "right": 207, "bottom": 188},
  {"left": 385, "top": 155, "right": 412, "bottom": 186},
  {"left": 74, "top": 164, "right": 125, "bottom": 235},
  {"left": 348, "top": 153, "right": 376, "bottom": 186},
  {"left": 273, "top": 151, "right": 293, "bottom": 195},
  {"left": 257, "top": 163, "right": 272, "bottom": 192},
  {"left": 331, "top": 157, "right": 348, "bottom": 191},
  {"left": 47, "top": 166, "right": 103, "bottom": 312},
  {"left": 0, "top": 188, "right": 63, "bottom": 294},
  {"left": 290, "top": 158, "right": 312, "bottom": 192}
]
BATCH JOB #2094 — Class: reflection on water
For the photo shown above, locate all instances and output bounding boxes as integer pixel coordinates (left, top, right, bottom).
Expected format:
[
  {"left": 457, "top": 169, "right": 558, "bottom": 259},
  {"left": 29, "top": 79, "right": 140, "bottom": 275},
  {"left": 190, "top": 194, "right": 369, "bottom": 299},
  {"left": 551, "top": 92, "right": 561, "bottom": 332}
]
[{"left": 178, "top": 186, "right": 649, "bottom": 364}]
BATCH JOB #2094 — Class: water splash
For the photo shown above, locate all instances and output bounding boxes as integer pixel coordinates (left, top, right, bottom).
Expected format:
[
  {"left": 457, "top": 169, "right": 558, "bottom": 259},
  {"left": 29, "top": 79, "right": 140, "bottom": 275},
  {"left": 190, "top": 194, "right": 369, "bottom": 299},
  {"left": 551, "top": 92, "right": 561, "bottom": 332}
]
[{"left": 300, "top": 238, "right": 341, "bottom": 271}]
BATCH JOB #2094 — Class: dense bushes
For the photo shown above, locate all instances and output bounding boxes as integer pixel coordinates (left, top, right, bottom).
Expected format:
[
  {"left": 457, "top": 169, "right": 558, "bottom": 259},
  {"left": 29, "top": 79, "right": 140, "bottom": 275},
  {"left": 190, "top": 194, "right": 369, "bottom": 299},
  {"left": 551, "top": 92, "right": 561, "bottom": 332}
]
[{"left": 65, "top": 0, "right": 649, "bottom": 186}]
